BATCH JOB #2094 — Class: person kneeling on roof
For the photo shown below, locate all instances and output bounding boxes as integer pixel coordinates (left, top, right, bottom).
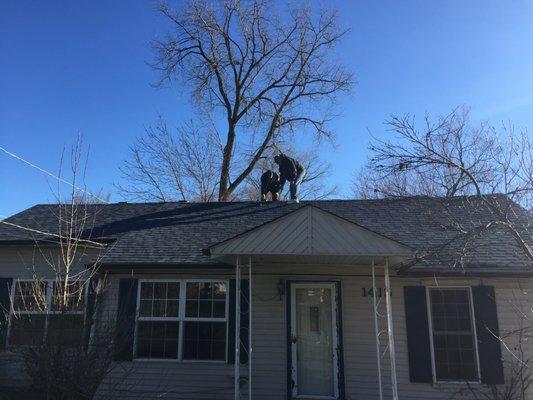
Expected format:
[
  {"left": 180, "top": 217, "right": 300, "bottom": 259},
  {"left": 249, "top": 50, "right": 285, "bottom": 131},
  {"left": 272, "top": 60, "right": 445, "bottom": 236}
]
[
  {"left": 274, "top": 153, "right": 306, "bottom": 203},
  {"left": 260, "top": 170, "right": 281, "bottom": 201}
]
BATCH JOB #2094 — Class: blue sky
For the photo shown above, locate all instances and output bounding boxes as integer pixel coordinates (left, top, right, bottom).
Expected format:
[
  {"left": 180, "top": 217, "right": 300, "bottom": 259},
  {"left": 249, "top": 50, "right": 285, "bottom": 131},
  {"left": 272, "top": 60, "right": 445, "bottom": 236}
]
[{"left": 1, "top": 1, "right": 533, "bottom": 216}]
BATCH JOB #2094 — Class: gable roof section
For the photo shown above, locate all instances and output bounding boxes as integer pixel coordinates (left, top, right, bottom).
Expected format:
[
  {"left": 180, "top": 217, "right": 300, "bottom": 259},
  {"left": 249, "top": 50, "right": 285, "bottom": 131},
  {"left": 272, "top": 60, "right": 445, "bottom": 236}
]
[{"left": 209, "top": 205, "right": 412, "bottom": 258}]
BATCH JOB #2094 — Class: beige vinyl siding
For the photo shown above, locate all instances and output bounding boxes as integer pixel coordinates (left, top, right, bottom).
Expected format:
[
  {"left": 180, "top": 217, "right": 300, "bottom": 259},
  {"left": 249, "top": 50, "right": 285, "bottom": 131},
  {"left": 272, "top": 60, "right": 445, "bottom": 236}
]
[{"left": 0, "top": 245, "right": 100, "bottom": 281}]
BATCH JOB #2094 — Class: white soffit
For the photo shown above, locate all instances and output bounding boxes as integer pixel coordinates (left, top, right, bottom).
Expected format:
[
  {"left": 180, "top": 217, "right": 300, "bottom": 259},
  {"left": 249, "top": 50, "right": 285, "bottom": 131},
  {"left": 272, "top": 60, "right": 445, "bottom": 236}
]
[{"left": 209, "top": 205, "right": 412, "bottom": 257}]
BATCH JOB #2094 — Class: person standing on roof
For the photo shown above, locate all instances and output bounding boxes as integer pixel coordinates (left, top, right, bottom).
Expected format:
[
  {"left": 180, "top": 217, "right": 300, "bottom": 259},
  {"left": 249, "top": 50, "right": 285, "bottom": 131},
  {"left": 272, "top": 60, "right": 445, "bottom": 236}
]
[{"left": 274, "top": 153, "right": 306, "bottom": 203}]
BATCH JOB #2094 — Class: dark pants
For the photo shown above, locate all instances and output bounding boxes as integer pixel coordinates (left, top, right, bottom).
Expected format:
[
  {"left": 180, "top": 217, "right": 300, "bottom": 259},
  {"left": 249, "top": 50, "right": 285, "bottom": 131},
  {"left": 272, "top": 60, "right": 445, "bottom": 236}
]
[{"left": 289, "top": 168, "right": 306, "bottom": 200}]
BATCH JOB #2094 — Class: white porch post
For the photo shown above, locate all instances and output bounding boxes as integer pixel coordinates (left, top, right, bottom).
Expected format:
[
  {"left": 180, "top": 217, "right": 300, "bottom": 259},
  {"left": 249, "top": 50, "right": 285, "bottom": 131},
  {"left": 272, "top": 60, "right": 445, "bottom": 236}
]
[
  {"left": 235, "top": 257, "right": 241, "bottom": 400},
  {"left": 384, "top": 257, "right": 399, "bottom": 400},
  {"left": 248, "top": 256, "right": 252, "bottom": 400},
  {"left": 371, "top": 259, "right": 384, "bottom": 400}
]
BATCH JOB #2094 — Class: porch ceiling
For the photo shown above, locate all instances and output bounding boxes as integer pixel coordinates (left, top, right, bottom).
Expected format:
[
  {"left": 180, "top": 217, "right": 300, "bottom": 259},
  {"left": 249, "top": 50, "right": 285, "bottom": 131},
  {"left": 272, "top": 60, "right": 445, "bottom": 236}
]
[{"left": 207, "top": 205, "right": 412, "bottom": 266}]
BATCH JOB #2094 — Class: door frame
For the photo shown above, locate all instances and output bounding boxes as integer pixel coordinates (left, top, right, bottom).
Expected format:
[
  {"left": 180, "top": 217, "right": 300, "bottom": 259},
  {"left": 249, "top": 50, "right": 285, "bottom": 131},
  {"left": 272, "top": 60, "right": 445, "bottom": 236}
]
[{"left": 287, "top": 281, "right": 344, "bottom": 400}]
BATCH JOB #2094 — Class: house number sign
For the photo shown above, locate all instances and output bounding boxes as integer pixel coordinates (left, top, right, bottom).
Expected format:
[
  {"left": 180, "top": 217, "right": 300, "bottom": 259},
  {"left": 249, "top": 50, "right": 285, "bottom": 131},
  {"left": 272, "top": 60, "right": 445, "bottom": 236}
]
[{"left": 361, "top": 287, "right": 391, "bottom": 297}]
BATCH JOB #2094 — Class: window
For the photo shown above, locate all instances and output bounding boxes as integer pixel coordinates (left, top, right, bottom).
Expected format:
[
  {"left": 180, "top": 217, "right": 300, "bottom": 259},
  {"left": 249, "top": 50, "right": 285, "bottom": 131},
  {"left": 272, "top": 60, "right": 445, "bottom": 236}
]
[
  {"left": 48, "top": 282, "right": 86, "bottom": 346},
  {"left": 136, "top": 282, "right": 180, "bottom": 359},
  {"left": 9, "top": 281, "right": 47, "bottom": 345},
  {"left": 135, "top": 280, "right": 228, "bottom": 362},
  {"left": 428, "top": 288, "right": 479, "bottom": 382},
  {"left": 9, "top": 280, "right": 86, "bottom": 347},
  {"left": 183, "top": 282, "right": 227, "bottom": 361}
]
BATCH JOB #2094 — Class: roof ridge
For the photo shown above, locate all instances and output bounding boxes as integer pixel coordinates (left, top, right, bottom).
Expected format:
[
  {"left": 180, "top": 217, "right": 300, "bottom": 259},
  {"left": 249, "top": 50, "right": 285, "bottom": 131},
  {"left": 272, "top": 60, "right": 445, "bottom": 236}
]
[{"left": 24, "top": 193, "right": 512, "bottom": 208}]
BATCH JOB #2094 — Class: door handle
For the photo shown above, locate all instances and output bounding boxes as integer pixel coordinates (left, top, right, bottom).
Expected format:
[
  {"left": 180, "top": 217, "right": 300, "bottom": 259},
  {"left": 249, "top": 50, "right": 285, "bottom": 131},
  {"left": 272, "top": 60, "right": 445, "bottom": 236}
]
[{"left": 291, "top": 335, "right": 298, "bottom": 344}]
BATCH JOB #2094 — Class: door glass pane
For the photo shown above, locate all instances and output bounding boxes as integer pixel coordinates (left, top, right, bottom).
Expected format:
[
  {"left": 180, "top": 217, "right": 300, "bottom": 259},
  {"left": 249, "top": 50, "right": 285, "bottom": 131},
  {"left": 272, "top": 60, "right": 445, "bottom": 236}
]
[{"left": 295, "top": 287, "right": 334, "bottom": 397}]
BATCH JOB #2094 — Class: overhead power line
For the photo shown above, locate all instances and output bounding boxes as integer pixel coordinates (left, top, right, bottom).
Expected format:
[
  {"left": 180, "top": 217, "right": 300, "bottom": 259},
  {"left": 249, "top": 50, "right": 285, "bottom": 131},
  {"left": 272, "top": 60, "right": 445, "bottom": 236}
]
[
  {"left": 0, "top": 216, "right": 107, "bottom": 248},
  {"left": 0, "top": 145, "right": 109, "bottom": 204}
]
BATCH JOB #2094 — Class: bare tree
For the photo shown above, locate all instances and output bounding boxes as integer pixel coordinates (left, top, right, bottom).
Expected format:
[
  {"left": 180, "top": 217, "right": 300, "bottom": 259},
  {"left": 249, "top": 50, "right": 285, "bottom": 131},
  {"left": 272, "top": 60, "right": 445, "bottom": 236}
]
[
  {"left": 119, "top": 120, "right": 338, "bottom": 202},
  {"left": 355, "top": 107, "right": 533, "bottom": 207},
  {"left": 151, "top": 0, "right": 352, "bottom": 201},
  {"left": 354, "top": 107, "right": 533, "bottom": 266},
  {"left": 0, "top": 139, "right": 134, "bottom": 400},
  {"left": 118, "top": 119, "right": 222, "bottom": 202}
]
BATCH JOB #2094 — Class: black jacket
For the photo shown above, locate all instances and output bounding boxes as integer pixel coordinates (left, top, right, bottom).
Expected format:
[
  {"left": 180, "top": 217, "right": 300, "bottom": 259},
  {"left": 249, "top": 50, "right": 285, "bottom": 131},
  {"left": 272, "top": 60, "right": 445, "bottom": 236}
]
[
  {"left": 278, "top": 155, "right": 304, "bottom": 182},
  {"left": 261, "top": 170, "right": 280, "bottom": 195}
]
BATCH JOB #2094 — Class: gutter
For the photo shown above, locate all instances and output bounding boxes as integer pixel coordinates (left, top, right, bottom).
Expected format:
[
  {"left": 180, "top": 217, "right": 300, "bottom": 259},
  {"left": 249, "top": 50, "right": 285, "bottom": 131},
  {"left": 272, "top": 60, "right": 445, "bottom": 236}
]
[
  {"left": 88, "top": 261, "right": 233, "bottom": 273},
  {"left": 398, "top": 269, "right": 533, "bottom": 278}
]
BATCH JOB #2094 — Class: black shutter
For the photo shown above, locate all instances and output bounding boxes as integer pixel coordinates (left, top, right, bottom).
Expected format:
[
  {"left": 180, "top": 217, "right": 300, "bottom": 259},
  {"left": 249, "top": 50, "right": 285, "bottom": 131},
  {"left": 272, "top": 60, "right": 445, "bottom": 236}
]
[
  {"left": 0, "top": 278, "right": 13, "bottom": 350},
  {"left": 471, "top": 285, "right": 504, "bottom": 384},
  {"left": 114, "top": 278, "right": 138, "bottom": 361},
  {"left": 227, "top": 279, "right": 249, "bottom": 364},
  {"left": 404, "top": 286, "right": 433, "bottom": 383},
  {"left": 84, "top": 277, "right": 98, "bottom": 351}
]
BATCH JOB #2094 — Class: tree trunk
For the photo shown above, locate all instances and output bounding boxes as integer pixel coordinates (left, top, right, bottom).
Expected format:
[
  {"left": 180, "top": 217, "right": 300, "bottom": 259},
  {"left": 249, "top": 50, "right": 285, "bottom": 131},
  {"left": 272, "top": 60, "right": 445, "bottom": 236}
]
[{"left": 218, "top": 125, "right": 236, "bottom": 201}]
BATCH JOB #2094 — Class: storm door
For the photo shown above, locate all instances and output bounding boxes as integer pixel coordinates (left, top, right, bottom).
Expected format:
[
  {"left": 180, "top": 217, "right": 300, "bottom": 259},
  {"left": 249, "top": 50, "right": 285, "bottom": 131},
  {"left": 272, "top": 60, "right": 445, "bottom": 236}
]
[{"left": 290, "top": 283, "right": 339, "bottom": 399}]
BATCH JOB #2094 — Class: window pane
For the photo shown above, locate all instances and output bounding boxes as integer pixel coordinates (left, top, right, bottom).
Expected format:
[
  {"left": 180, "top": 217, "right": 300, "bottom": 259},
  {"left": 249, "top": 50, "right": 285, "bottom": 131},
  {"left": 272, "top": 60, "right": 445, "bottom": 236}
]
[
  {"left": 139, "top": 282, "right": 179, "bottom": 318},
  {"left": 213, "top": 283, "right": 227, "bottom": 300},
  {"left": 166, "top": 300, "right": 179, "bottom": 318},
  {"left": 183, "top": 322, "right": 226, "bottom": 361},
  {"left": 185, "top": 282, "right": 227, "bottom": 319},
  {"left": 186, "top": 282, "right": 199, "bottom": 299},
  {"left": 430, "top": 289, "right": 478, "bottom": 381},
  {"left": 154, "top": 283, "right": 166, "bottom": 299},
  {"left": 9, "top": 314, "right": 46, "bottom": 346},
  {"left": 186, "top": 300, "right": 199, "bottom": 318},
  {"left": 48, "top": 315, "right": 84, "bottom": 347},
  {"left": 13, "top": 281, "right": 47, "bottom": 312},
  {"left": 139, "top": 299, "right": 152, "bottom": 317},
  {"left": 167, "top": 283, "right": 180, "bottom": 299},
  {"left": 199, "top": 300, "right": 212, "bottom": 317},
  {"left": 136, "top": 321, "right": 179, "bottom": 359},
  {"left": 213, "top": 301, "right": 225, "bottom": 318},
  {"left": 51, "top": 282, "right": 85, "bottom": 312},
  {"left": 199, "top": 283, "right": 212, "bottom": 299},
  {"left": 140, "top": 282, "right": 154, "bottom": 299},
  {"left": 153, "top": 300, "right": 166, "bottom": 317}
]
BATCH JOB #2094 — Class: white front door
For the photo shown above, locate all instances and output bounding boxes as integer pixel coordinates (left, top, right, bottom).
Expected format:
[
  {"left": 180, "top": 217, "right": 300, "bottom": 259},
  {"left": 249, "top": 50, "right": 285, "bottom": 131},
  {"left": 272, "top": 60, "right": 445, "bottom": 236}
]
[{"left": 291, "top": 283, "right": 339, "bottom": 399}]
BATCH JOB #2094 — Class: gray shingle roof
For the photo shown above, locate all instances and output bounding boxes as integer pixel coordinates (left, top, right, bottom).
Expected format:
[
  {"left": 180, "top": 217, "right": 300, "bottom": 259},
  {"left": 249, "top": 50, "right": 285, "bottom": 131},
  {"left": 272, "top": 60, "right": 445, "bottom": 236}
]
[{"left": 1, "top": 196, "right": 531, "bottom": 275}]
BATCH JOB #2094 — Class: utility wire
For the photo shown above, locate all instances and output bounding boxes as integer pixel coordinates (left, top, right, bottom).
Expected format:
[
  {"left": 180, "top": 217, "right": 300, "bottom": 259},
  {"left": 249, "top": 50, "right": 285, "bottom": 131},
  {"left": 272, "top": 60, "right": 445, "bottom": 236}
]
[
  {"left": 0, "top": 145, "right": 109, "bottom": 204},
  {"left": 0, "top": 215, "right": 106, "bottom": 248}
]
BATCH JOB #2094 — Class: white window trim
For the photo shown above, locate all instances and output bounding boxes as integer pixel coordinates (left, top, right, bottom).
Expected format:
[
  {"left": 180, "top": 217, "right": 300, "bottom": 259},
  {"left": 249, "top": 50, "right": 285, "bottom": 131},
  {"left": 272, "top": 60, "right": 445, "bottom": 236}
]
[
  {"left": 7, "top": 279, "right": 88, "bottom": 347},
  {"left": 134, "top": 279, "right": 229, "bottom": 363},
  {"left": 425, "top": 286, "right": 482, "bottom": 385}
]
